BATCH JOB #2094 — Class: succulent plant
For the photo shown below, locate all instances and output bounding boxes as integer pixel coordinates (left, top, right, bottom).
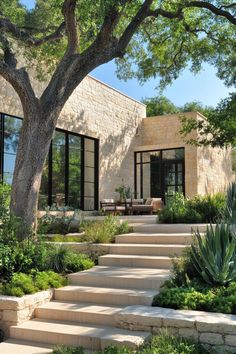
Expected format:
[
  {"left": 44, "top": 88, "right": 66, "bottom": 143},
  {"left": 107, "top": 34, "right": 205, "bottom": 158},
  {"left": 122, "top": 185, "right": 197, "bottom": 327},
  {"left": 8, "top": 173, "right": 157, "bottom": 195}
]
[{"left": 191, "top": 223, "right": 236, "bottom": 285}]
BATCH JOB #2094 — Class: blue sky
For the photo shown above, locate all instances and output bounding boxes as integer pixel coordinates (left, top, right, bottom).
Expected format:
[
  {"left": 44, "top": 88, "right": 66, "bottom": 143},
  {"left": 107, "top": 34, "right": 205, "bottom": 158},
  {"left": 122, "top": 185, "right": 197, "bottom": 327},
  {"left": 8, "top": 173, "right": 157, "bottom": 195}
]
[{"left": 20, "top": 0, "right": 232, "bottom": 107}]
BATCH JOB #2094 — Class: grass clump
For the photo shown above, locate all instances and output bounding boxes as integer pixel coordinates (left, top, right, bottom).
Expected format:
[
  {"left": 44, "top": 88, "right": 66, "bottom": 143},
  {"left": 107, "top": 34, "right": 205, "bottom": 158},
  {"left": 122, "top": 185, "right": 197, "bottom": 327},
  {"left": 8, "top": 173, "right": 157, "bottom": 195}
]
[
  {"left": 52, "top": 333, "right": 209, "bottom": 354},
  {"left": 47, "top": 245, "right": 94, "bottom": 273},
  {"left": 81, "top": 215, "right": 132, "bottom": 243}
]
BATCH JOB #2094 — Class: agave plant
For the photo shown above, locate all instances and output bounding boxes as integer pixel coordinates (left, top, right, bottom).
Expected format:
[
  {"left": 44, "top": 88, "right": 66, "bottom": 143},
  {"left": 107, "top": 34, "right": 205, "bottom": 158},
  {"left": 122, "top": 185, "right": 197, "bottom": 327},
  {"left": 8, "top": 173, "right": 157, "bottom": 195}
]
[
  {"left": 222, "top": 182, "right": 236, "bottom": 227},
  {"left": 191, "top": 224, "right": 236, "bottom": 285}
]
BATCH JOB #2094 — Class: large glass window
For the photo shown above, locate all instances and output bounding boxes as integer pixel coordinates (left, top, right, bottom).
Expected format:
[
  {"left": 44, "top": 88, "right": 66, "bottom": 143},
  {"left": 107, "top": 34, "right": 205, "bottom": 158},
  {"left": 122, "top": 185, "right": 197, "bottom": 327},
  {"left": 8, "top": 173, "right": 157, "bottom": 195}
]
[
  {"left": 0, "top": 113, "right": 99, "bottom": 210},
  {"left": 135, "top": 148, "right": 185, "bottom": 203}
]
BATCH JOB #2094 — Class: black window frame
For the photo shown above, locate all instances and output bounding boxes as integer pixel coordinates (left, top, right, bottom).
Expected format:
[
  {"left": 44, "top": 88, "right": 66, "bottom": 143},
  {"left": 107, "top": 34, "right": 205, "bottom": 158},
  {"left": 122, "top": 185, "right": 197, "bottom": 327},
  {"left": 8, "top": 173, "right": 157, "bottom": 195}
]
[
  {"left": 0, "top": 112, "right": 99, "bottom": 211},
  {"left": 134, "top": 147, "right": 185, "bottom": 203}
]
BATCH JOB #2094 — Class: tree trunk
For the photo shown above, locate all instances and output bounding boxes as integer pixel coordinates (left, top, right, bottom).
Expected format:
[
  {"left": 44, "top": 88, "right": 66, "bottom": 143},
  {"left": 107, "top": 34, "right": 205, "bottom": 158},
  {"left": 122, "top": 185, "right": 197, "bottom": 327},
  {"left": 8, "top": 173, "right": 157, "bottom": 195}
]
[{"left": 10, "top": 110, "right": 56, "bottom": 238}]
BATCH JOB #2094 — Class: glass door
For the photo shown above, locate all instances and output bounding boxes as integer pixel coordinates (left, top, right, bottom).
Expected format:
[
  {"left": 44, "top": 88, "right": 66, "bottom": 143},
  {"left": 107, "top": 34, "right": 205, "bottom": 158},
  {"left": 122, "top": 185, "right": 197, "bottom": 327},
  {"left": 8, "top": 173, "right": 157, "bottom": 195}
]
[{"left": 163, "top": 161, "right": 184, "bottom": 204}]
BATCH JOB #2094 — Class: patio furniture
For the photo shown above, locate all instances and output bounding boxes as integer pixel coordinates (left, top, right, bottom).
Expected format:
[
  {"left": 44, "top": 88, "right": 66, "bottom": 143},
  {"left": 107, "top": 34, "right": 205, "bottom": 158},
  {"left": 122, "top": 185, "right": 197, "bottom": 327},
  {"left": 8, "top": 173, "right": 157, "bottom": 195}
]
[
  {"left": 127, "top": 198, "right": 164, "bottom": 215},
  {"left": 100, "top": 199, "right": 126, "bottom": 215}
]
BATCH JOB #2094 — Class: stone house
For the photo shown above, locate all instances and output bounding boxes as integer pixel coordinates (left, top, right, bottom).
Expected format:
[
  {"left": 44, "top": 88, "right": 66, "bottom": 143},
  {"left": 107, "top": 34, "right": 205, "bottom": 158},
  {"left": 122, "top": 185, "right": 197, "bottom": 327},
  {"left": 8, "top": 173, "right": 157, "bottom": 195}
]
[{"left": 0, "top": 74, "right": 234, "bottom": 210}]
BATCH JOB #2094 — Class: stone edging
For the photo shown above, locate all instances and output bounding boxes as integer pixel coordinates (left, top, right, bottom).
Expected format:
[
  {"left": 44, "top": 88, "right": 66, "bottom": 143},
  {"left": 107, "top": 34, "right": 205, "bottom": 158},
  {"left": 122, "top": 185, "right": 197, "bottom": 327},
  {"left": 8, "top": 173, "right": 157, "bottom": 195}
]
[
  {"left": 0, "top": 289, "right": 53, "bottom": 338},
  {"left": 115, "top": 306, "right": 236, "bottom": 353}
]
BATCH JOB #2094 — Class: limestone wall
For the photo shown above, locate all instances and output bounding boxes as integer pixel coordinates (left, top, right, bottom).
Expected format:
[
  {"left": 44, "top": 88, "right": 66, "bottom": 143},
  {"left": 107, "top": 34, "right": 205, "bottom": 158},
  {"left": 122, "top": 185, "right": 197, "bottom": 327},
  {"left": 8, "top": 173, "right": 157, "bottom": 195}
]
[
  {"left": 0, "top": 74, "right": 146, "bottom": 204},
  {"left": 0, "top": 290, "right": 53, "bottom": 338},
  {"left": 116, "top": 306, "right": 236, "bottom": 354},
  {"left": 137, "top": 112, "right": 198, "bottom": 197},
  {"left": 137, "top": 112, "right": 234, "bottom": 198},
  {"left": 197, "top": 145, "right": 235, "bottom": 195}
]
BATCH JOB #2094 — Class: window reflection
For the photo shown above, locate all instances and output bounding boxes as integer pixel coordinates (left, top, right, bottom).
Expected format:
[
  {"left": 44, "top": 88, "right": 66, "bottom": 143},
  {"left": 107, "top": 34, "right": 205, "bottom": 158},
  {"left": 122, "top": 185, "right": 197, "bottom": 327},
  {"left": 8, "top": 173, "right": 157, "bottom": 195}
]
[{"left": 1, "top": 113, "right": 98, "bottom": 210}]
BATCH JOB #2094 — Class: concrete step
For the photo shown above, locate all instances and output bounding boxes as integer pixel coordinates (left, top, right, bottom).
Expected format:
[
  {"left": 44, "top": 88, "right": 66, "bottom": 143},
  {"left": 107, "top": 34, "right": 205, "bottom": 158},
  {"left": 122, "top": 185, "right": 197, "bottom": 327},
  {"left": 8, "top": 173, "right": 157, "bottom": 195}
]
[
  {"left": 133, "top": 223, "right": 208, "bottom": 234},
  {"left": 36, "top": 301, "right": 123, "bottom": 326},
  {"left": 0, "top": 339, "right": 52, "bottom": 354},
  {"left": 55, "top": 285, "right": 157, "bottom": 306},
  {"left": 108, "top": 243, "right": 186, "bottom": 256},
  {"left": 68, "top": 266, "right": 170, "bottom": 290},
  {"left": 99, "top": 254, "right": 173, "bottom": 269},
  {"left": 115, "top": 233, "right": 193, "bottom": 245},
  {"left": 10, "top": 319, "right": 150, "bottom": 351}
]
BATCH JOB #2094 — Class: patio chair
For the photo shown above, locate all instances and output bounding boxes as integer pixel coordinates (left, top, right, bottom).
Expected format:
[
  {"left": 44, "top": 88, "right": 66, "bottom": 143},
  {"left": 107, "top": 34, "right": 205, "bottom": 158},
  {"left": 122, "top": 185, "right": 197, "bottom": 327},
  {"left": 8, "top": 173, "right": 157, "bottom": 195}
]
[
  {"left": 127, "top": 198, "right": 163, "bottom": 215},
  {"left": 100, "top": 199, "right": 126, "bottom": 215}
]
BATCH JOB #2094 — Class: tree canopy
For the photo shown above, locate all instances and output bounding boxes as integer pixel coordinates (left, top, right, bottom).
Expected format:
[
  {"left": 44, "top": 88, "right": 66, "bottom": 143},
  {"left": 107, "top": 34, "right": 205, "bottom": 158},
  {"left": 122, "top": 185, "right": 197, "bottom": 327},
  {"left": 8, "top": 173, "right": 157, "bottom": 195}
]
[
  {"left": 0, "top": 0, "right": 236, "bottom": 232},
  {"left": 1, "top": 1, "right": 236, "bottom": 87}
]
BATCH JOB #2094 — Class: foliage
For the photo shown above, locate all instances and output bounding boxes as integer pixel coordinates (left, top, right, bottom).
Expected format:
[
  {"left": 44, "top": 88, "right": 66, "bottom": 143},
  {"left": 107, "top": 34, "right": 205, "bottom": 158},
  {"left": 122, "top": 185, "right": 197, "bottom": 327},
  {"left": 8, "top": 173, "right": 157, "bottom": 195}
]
[
  {"left": 153, "top": 281, "right": 236, "bottom": 315},
  {"left": 82, "top": 216, "right": 131, "bottom": 243},
  {"left": 191, "top": 224, "right": 236, "bottom": 285},
  {"left": 52, "top": 333, "right": 208, "bottom": 354},
  {"left": 0, "top": 271, "right": 66, "bottom": 297},
  {"left": 158, "top": 192, "right": 225, "bottom": 224},
  {"left": 180, "top": 93, "right": 236, "bottom": 147},
  {"left": 142, "top": 96, "right": 213, "bottom": 118},
  {"left": 115, "top": 181, "right": 132, "bottom": 201},
  {"left": 47, "top": 245, "right": 94, "bottom": 273},
  {"left": 142, "top": 96, "right": 179, "bottom": 117},
  {"left": 222, "top": 182, "right": 236, "bottom": 226},
  {"left": 37, "top": 209, "right": 82, "bottom": 235}
]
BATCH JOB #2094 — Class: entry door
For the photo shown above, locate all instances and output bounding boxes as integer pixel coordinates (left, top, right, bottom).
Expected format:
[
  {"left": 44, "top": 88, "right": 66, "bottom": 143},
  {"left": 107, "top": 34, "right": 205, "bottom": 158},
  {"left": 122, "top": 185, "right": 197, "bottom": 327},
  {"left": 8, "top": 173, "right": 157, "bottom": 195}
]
[{"left": 163, "top": 161, "right": 184, "bottom": 204}]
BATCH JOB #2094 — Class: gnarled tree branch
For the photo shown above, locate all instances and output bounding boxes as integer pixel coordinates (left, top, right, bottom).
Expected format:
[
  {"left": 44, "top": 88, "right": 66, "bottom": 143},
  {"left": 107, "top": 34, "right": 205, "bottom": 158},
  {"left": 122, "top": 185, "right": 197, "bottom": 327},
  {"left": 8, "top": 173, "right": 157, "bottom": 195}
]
[
  {"left": 62, "top": 0, "right": 78, "bottom": 55},
  {"left": 186, "top": 1, "right": 236, "bottom": 25},
  {"left": 0, "top": 15, "right": 65, "bottom": 46}
]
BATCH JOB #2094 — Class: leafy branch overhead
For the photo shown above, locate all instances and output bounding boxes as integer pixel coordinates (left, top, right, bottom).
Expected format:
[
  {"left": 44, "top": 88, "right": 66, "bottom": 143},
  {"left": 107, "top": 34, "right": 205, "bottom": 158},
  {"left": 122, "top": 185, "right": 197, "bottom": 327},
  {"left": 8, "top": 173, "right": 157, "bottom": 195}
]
[
  {"left": 0, "top": 1, "right": 236, "bottom": 88},
  {"left": 0, "top": 0, "right": 236, "bottom": 233}
]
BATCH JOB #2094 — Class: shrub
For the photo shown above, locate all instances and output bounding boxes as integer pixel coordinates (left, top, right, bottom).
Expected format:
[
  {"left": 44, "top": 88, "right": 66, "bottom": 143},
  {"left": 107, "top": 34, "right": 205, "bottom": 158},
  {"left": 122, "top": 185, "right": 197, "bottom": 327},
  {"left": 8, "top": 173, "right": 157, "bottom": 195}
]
[
  {"left": 82, "top": 215, "right": 130, "bottom": 243},
  {"left": 188, "top": 193, "right": 226, "bottom": 223},
  {"left": 158, "top": 192, "right": 226, "bottom": 224},
  {"left": 37, "top": 209, "right": 82, "bottom": 235},
  {"left": 0, "top": 271, "right": 66, "bottom": 297},
  {"left": 47, "top": 245, "right": 94, "bottom": 273},
  {"left": 191, "top": 224, "right": 236, "bottom": 285},
  {"left": 152, "top": 282, "right": 236, "bottom": 314}
]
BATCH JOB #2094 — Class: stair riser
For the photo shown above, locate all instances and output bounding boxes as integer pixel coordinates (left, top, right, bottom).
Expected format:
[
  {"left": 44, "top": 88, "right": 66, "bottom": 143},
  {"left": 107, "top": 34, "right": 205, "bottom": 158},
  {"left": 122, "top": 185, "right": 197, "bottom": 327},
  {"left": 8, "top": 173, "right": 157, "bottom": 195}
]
[
  {"left": 109, "top": 246, "right": 186, "bottom": 256},
  {"left": 68, "top": 274, "right": 167, "bottom": 290},
  {"left": 115, "top": 235, "right": 192, "bottom": 244},
  {"left": 98, "top": 257, "right": 172, "bottom": 269},
  {"left": 54, "top": 289, "right": 153, "bottom": 306},
  {"left": 35, "top": 308, "right": 116, "bottom": 326},
  {"left": 133, "top": 225, "right": 208, "bottom": 233},
  {"left": 10, "top": 328, "right": 101, "bottom": 350}
]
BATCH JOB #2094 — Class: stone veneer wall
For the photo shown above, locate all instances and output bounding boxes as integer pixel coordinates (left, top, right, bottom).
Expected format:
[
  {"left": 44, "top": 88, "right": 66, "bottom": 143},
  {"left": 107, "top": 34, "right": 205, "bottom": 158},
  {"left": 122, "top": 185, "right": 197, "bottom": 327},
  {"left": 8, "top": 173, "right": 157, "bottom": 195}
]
[
  {"left": 137, "top": 112, "right": 198, "bottom": 198},
  {"left": 0, "top": 289, "right": 53, "bottom": 338},
  {"left": 0, "top": 74, "right": 146, "bottom": 204},
  {"left": 197, "top": 145, "right": 235, "bottom": 195},
  {"left": 138, "top": 112, "right": 234, "bottom": 198}
]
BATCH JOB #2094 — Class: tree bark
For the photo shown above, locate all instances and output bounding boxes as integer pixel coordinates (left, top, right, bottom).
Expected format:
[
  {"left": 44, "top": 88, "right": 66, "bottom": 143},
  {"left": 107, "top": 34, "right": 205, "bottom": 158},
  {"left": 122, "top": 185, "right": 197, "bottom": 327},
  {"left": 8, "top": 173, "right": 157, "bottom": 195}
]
[{"left": 10, "top": 109, "right": 57, "bottom": 237}]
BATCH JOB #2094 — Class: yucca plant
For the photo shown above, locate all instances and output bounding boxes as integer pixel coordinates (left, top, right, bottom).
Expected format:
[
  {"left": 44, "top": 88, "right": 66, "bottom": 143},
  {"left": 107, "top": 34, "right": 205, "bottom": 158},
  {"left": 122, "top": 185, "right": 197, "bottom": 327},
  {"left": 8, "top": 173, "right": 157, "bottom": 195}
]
[
  {"left": 222, "top": 182, "right": 236, "bottom": 226},
  {"left": 191, "top": 224, "right": 236, "bottom": 285}
]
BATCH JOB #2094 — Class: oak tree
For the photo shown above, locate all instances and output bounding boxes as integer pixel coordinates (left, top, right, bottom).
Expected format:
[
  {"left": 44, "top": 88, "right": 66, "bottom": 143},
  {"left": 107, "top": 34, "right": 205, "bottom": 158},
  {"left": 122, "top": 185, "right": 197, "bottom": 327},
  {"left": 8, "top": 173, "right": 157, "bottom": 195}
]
[{"left": 0, "top": 0, "right": 236, "bottom": 235}]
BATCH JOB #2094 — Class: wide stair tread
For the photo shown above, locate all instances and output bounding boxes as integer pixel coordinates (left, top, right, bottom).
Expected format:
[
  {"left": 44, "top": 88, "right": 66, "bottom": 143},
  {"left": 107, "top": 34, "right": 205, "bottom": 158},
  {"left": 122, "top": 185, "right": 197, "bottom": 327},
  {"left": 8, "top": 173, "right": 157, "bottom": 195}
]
[
  {"left": 55, "top": 285, "right": 157, "bottom": 306},
  {"left": 99, "top": 254, "right": 172, "bottom": 269},
  {"left": 68, "top": 266, "right": 170, "bottom": 290},
  {"left": 107, "top": 243, "right": 186, "bottom": 256},
  {"left": 0, "top": 339, "right": 52, "bottom": 354},
  {"left": 115, "top": 233, "right": 193, "bottom": 244},
  {"left": 10, "top": 318, "right": 150, "bottom": 350},
  {"left": 36, "top": 301, "right": 123, "bottom": 326}
]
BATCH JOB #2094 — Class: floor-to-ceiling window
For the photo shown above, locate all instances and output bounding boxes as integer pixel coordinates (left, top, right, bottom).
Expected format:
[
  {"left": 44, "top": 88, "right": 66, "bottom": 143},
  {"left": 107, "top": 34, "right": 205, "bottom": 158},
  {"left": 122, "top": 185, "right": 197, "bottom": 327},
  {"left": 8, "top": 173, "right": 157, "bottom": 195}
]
[
  {"left": 0, "top": 113, "right": 99, "bottom": 210},
  {"left": 135, "top": 148, "right": 185, "bottom": 203}
]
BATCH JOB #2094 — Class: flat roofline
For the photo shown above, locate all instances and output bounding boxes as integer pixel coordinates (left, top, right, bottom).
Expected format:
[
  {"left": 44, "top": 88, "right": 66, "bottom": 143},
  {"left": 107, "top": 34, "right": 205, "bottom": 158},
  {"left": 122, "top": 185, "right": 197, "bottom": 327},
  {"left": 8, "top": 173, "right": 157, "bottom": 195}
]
[
  {"left": 87, "top": 74, "right": 146, "bottom": 107},
  {"left": 147, "top": 111, "right": 207, "bottom": 119}
]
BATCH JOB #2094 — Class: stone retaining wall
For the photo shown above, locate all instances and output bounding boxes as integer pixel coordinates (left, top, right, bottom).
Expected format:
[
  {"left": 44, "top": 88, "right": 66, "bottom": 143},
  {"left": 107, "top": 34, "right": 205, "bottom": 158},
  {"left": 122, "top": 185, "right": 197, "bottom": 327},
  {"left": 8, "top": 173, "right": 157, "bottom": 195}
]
[
  {"left": 115, "top": 306, "right": 236, "bottom": 353},
  {"left": 0, "top": 289, "right": 53, "bottom": 338}
]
